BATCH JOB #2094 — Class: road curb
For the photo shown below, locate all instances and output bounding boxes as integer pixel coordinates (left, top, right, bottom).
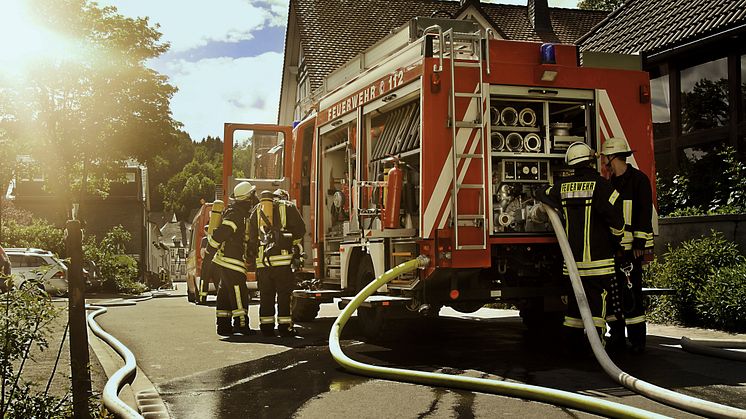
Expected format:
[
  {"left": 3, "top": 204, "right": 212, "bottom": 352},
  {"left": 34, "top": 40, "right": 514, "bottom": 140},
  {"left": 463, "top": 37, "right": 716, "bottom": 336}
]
[{"left": 87, "top": 294, "right": 175, "bottom": 418}]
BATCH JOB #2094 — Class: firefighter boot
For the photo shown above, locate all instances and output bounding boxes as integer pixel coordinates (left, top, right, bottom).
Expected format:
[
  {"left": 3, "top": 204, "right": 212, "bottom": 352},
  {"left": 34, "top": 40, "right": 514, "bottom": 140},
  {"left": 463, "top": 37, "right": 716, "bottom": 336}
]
[
  {"left": 260, "top": 324, "right": 276, "bottom": 337},
  {"left": 277, "top": 325, "right": 297, "bottom": 337},
  {"left": 606, "top": 320, "right": 627, "bottom": 353},
  {"left": 233, "top": 316, "right": 256, "bottom": 336},
  {"left": 628, "top": 322, "right": 647, "bottom": 354},
  {"left": 217, "top": 318, "right": 233, "bottom": 337}
]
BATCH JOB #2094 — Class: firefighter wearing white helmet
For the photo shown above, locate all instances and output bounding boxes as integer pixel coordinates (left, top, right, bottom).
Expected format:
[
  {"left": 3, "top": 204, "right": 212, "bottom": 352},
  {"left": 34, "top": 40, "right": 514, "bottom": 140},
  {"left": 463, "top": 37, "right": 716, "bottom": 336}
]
[
  {"left": 536, "top": 141, "right": 624, "bottom": 355},
  {"left": 601, "top": 137, "right": 653, "bottom": 354},
  {"left": 273, "top": 188, "right": 290, "bottom": 201},
  {"left": 564, "top": 141, "right": 596, "bottom": 166},
  {"left": 248, "top": 190, "right": 306, "bottom": 337},
  {"left": 206, "top": 181, "right": 259, "bottom": 336}
]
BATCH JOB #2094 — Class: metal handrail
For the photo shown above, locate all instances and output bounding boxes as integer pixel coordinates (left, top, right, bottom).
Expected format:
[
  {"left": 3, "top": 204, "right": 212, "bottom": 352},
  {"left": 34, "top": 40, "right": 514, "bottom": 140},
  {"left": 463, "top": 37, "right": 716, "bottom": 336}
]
[
  {"left": 485, "top": 28, "right": 494, "bottom": 75},
  {"left": 422, "top": 25, "right": 444, "bottom": 73}
]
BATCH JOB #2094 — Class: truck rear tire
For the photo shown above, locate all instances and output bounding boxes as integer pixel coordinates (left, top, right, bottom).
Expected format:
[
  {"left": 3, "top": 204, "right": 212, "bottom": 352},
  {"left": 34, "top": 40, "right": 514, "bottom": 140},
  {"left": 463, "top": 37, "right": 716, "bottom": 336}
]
[{"left": 291, "top": 296, "right": 320, "bottom": 322}]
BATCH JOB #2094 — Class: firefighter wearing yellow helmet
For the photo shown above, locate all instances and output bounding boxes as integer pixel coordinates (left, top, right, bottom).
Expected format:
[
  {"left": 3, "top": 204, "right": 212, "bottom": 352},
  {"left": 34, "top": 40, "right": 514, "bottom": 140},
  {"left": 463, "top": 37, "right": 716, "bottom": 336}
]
[
  {"left": 537, "top": 141, "right": 624, "bottom": 355},
  {"left": 248, "top": 190, "right": 306, "bottom": 337},
  {"left": 206, "top": 181, "right": 258, "bottom": 336},
  {"left": 601, "top": 137, "right": 654, "bottom": 354}
]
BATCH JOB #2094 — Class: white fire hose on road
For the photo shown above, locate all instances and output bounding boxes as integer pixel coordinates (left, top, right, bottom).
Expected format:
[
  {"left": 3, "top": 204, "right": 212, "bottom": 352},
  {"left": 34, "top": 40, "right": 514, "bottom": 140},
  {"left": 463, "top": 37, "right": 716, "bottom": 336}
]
[
  {"left": 542, "top": 204, "right": 746, "bottom": 418},
  {"left": 681, "top": 337, "right": 746, "bottom": 362},
  {"left": 329, "top": 256, "right": 666, "bottom": 418},
  {"left": 87, "top": 303, "right": 143, "bottom": 419}
]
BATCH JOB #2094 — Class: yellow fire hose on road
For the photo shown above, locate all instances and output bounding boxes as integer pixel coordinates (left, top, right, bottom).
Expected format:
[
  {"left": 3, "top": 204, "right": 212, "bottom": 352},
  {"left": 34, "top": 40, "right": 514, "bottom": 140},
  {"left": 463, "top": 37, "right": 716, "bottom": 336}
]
[
  {"left": 542, "top": 204, "right": 746, "bottom": 419},
  {"left": 329, "top": 256, "right": 666, "bottom": 419}
]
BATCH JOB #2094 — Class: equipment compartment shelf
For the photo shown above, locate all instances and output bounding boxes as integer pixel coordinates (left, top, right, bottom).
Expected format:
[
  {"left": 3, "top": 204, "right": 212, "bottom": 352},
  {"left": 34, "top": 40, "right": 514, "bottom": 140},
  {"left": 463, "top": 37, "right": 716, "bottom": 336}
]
[
  {"left": 324, "top": 141, "right": 349, "bottom": 154},
  {"left": 491, "top": 126, "right": 541, "bottom": 133},
  {"left": 491, "top": 152, "right": 565, "bottom": 159}
]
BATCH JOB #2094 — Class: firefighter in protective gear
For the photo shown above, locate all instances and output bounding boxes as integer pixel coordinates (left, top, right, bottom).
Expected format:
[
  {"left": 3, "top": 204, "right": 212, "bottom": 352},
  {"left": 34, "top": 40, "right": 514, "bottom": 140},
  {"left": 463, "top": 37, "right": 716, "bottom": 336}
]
[
  {"left": 248, "top": 190, "right": 306, "bottom": 337},
  {"left": 537, "top": 142, "right": 624, "bottom": 355},
  {"left": 273, "top": 189, "right": 305, "bottom": 271},
  {"left": 601, "top": 137, "right": 654, "bottom": 354},
  {"left": 273, "top": 188, "right": 290, "bottom": 201},
  {"left": 207, "top": 181, "right": 257, "bottom": 336}
]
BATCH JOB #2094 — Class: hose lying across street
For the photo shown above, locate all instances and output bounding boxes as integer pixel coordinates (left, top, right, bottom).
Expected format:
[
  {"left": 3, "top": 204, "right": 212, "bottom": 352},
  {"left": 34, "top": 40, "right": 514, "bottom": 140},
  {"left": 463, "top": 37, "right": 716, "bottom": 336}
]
[
  {"left": 329, "top": 256, "right": 665, "bottom": 419},
  {"left": 329, "top": 205, "right": 746, "bottom": 418},
  {"left": 543, "top": 204, "right": 746, "bottom": 419},
  {"left": 86, "top": 297, "right": 152, "bottom": 419},
  {"left": 680, "top": 337, "right": 746, "bottom": 362}
]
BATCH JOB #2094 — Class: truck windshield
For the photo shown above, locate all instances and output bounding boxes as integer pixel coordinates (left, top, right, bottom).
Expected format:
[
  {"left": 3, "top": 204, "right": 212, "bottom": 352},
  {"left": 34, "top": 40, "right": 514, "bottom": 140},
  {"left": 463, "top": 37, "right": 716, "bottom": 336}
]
[{"left": 232, "top": 129, "right": 285, "bottom": 180}]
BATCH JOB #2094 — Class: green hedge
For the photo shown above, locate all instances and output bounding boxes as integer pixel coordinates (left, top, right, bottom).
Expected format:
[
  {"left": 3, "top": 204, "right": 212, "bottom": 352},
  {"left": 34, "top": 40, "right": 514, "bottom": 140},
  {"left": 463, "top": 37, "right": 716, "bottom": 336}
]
[
  {"left": 646, "top": 231, "right": 746, "bottom": 332},
  {"left": 1, "top": 219, "right": 65, "bottom": 256},
  {"left": 696, "top": 264, "right": 746, "bottom": 332}
]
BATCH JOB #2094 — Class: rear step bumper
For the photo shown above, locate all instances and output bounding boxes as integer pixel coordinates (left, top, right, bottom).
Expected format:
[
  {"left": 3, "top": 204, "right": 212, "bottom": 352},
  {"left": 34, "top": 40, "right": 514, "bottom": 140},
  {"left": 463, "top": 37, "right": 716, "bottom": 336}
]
[
  {"left": 292, "top": 289, "right": 344, "bottom": 303},
  {"left": 339, "top": 295, "right": 412, "bottom": 309}
]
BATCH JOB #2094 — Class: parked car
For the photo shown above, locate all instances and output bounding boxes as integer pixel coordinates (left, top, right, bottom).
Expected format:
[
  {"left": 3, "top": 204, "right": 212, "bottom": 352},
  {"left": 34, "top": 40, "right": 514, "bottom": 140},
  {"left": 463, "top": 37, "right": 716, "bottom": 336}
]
[
  {"left": 61, "top": 259, "right": 101, "bottom": 291},
  {"left": 0, "top": 246, "right": 11, "bottom": 292},
  {"left": 5, "top": 248, "right": 68, "bottom": 296}
]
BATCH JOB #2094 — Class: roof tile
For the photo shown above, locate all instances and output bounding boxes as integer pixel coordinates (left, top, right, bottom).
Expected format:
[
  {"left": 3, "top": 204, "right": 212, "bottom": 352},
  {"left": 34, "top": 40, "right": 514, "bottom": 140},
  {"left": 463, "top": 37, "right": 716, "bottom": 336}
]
[
  {"left": 292, "top": 0, "right": 607, "bottom": 92},
  {"left": 580, "top": 0, "right": 746, "bottom": 55}
]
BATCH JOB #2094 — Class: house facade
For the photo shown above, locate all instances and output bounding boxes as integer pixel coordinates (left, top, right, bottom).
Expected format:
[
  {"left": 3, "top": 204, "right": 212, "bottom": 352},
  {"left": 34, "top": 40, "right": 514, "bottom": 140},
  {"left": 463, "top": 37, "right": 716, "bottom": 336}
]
[
  {"left": 579, "top": 0, "right": 746, "bottom": 171},
  {"left": 12, "top": 160, "right": 158, "bottom": 278}
]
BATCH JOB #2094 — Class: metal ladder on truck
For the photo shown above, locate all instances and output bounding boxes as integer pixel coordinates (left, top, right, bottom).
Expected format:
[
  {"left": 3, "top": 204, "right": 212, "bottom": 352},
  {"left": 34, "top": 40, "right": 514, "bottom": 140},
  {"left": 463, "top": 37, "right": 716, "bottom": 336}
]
[{"left": 444, "top": 28, "right": 488, "bottom": 250}]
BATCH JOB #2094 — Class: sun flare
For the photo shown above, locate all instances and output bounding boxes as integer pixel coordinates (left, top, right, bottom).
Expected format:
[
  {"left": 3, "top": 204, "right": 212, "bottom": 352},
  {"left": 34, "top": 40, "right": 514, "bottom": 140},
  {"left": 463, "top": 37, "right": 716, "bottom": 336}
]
[{"left": 0, "top": 0, "right": 79, "bottom": 78}]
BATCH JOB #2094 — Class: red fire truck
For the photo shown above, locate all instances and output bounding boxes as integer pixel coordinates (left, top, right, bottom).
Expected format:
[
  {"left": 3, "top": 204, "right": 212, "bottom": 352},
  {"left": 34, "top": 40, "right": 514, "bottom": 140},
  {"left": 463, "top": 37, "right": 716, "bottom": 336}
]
[{"left": 222, "top": 17, "right": 656, "bottom": 336}]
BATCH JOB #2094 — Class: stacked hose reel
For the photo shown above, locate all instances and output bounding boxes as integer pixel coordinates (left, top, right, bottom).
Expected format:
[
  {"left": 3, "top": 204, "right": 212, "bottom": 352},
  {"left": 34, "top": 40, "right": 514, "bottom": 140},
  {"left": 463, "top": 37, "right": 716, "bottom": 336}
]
[{"left": 490, "top": 105, "right": 542, "bottom": 153}]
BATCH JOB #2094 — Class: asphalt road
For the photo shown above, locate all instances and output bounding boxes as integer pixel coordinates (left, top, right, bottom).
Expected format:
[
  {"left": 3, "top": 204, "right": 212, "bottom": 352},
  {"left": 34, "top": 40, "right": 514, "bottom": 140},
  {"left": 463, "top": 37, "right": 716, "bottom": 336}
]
[{"left": 91, "top": 284, "right": 746, "bottom": 418}]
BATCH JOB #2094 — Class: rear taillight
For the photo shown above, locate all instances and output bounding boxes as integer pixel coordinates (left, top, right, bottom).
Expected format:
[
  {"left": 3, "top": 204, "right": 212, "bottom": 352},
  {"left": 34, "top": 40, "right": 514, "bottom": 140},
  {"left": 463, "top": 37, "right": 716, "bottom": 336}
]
[{"left": 52, "top": 271, "right": 66, "bottom": 279}]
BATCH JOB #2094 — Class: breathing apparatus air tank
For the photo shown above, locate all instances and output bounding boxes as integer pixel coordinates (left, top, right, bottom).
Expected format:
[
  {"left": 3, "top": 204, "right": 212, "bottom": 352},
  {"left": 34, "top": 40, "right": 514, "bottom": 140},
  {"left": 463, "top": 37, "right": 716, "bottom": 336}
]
[
  {"left": 206, "top": 200, "right": 225, "bottom": 236},
  {"left": 384, "top": 160, "right": 403, "bottom": 229},
  {"left": 258, "top": 190, "right": 275, "bottom": 229}
]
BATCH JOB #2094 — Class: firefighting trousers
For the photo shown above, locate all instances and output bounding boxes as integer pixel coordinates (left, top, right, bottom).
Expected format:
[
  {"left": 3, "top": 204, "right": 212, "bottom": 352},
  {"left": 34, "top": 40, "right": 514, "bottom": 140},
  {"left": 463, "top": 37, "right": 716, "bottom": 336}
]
[
  {"left": 609, "top": 253, "right": 646, "bottom": 348},
  {"left": 257, "top": 265, "right": 295, "bottom": 332},
  {"left": 216, "top": 268, "right": 250, "bottom": 329},
  {"left": 198, "top": 258, "right": 216, "bottom": 303},
  {"left": 563, "top": 275, "right": 610, "bottom": 350}
]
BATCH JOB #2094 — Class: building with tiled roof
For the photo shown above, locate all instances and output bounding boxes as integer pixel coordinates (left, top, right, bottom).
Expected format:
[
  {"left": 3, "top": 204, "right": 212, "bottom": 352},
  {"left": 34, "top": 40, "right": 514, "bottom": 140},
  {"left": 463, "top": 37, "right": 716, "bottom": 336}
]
[
  {"left": 579, "top": 0, "right": 746, "bottom": 170},
  {"left": 278, "top": 0, "right": 608, "bottom": 125}
]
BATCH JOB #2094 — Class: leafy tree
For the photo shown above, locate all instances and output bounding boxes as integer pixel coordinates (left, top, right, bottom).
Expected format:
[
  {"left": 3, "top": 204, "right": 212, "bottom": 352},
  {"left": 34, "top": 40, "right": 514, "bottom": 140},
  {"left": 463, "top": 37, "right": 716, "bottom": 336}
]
[
  {"left": 233, "top": 142, "right": 255, "bottom": 179},
  {"left": 0, "top": 0, "right": 180, "bottom": 220},
  {"left": 0, "top": 219, "right": 65, "bottom": 257},
  {"left": 160, "top": 146, "right": 222, "bottom": 240},
  {"left": 577, "top": 0, "right": 625, "bottom": 11},
  {"left": 681, "top": 78, "right": 729, "bottom": 133},
  {"left": 657, "top": 146, "right": 746, "bottom": 216},
  {"left": 148, "top": 130, "right": 196, "bottom": 213},
  {"left": 83, "top": 226, "right": 145, "bottom": 294}
]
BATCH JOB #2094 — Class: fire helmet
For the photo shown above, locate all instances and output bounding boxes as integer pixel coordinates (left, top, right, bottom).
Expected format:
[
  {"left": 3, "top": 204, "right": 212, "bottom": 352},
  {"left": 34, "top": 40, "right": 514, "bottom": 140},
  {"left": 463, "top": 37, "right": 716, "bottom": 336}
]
[
  {"left": 564, "top": 142, "right": 596, "bottom": 166},
  {"left": 273, "top": 188, "right": 289, "bottom": 200},
  {"left": 600, "top": 137, "right": 633, "bottom": 157},
  {"left": 232, "top": 181, "right": 256, "bottom": 201}
]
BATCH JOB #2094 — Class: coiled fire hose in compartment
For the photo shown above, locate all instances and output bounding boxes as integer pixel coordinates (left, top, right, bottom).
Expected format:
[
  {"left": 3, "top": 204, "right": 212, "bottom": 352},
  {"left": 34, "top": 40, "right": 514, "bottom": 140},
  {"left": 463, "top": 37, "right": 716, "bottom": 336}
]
[
  {"left": 329, "top": 256, "right": 665, "bottom": 418},
  {"left": 543, "top": 204, "right": 746, "bottom": 419}
]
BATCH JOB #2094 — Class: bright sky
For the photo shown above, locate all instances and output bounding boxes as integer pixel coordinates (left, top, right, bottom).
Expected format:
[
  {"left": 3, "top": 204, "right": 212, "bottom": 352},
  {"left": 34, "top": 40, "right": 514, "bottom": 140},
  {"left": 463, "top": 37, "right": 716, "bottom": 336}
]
[{"left": 94, "top": 0, "right": 579, "bottom": 141}]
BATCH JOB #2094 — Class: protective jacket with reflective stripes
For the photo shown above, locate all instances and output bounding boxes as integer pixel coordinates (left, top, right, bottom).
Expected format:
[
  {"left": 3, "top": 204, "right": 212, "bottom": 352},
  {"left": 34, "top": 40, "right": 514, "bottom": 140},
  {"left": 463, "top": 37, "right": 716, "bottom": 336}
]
[
  {"left": 539, "top": 166, "right": 625, "bottom": 277},
  {"left": 248, "top": 200, "right": 306, "bottom": 268},
  {"left": 610, "top": 164, "right": 654, "bottom": 251},
  {"left": 209, "top": 201, "right": 253, "bottom": 274}
]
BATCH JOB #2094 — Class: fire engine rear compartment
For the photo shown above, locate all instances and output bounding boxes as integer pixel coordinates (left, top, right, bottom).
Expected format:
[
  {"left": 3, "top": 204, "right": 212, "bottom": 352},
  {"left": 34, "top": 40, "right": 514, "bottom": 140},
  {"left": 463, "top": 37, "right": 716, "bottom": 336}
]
[
  {"left": 315, "top": 84, "right": 596, "bottom": 310},
  {"left": 299, "top": 22, "right": 653, "bottom": 332}
]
